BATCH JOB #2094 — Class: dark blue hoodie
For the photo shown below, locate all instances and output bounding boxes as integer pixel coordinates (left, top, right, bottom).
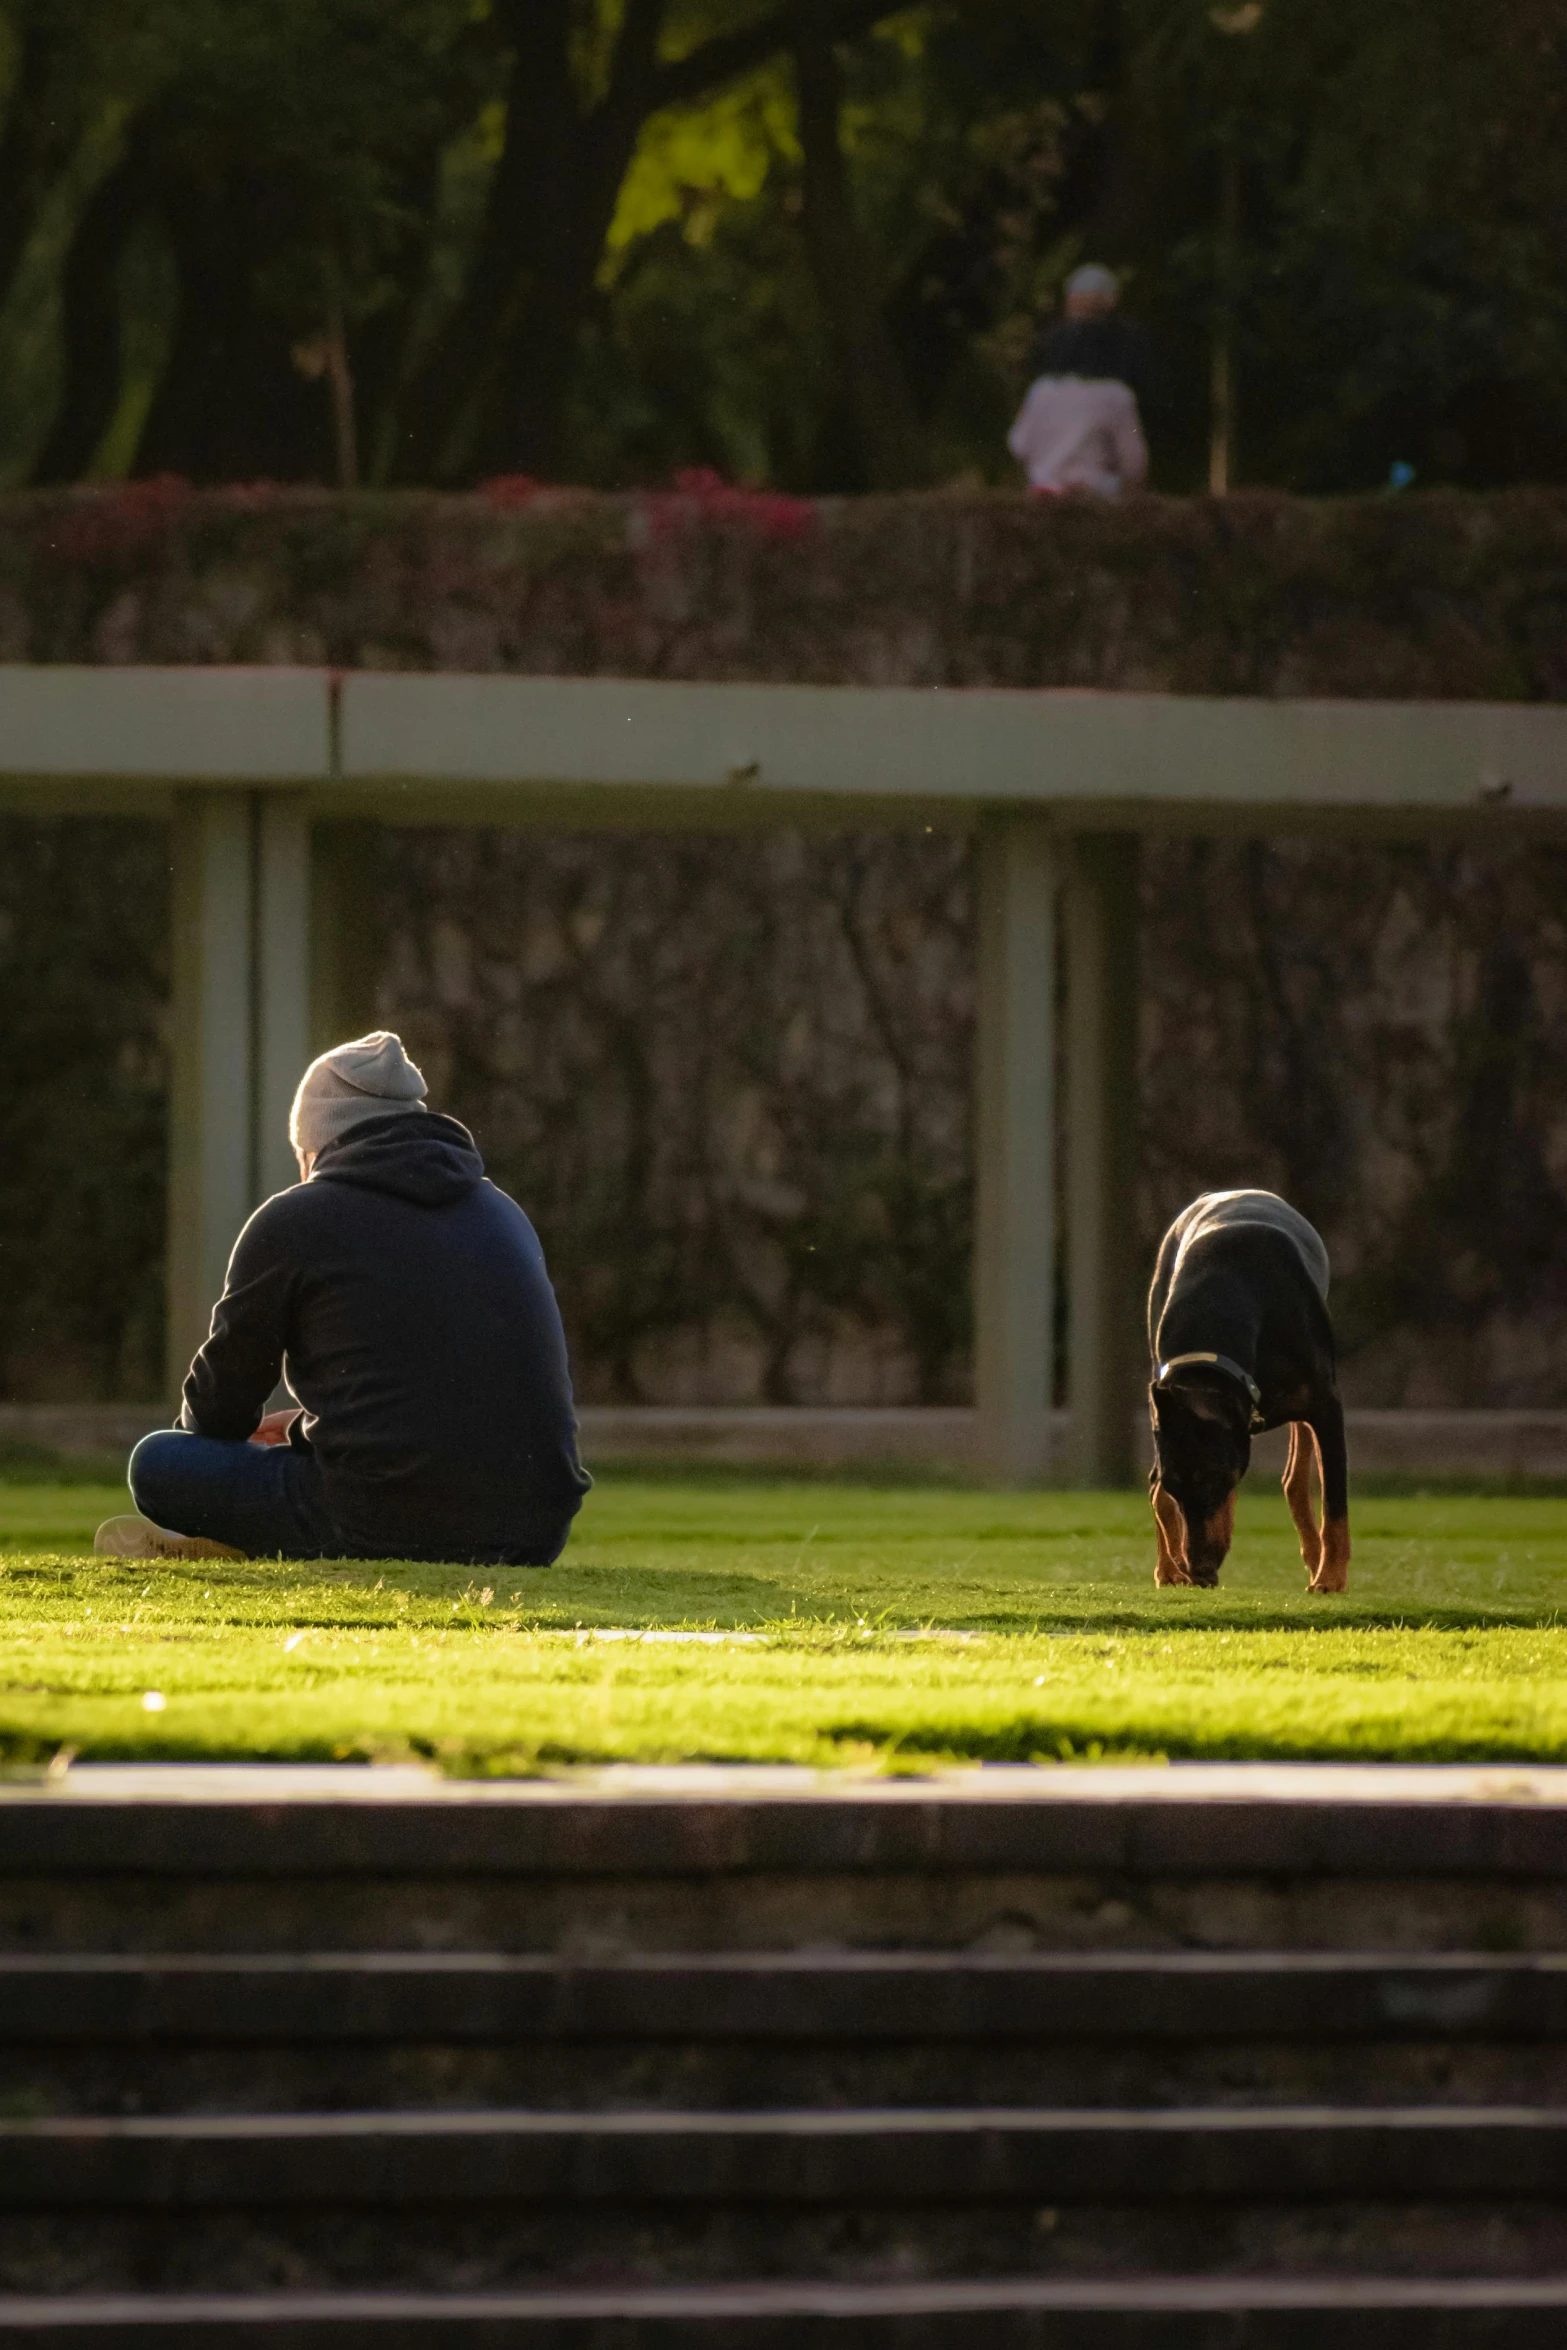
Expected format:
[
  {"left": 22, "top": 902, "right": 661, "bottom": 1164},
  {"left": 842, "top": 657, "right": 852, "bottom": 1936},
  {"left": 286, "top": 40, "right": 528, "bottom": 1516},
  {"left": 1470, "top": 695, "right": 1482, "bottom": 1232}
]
[{"left": 181, "top": 1111, "right": 589, "bottom": 1563}]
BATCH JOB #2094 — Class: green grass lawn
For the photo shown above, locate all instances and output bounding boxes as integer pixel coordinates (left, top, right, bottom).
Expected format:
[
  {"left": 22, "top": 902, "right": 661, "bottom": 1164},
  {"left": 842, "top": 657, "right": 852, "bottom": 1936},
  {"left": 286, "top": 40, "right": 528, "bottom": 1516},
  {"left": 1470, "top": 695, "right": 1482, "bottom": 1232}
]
[{"left": 0, "top": 1472, "right": 1563, "bottom": 1771}]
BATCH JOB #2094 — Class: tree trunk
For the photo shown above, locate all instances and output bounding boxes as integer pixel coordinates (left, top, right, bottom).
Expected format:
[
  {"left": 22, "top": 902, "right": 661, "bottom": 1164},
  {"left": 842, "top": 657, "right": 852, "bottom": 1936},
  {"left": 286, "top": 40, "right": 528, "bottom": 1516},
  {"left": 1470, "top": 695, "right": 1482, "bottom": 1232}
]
[
  {"left": 394, "top": 0, "right": 589, "bottom": 482},
  {"left": 395, "top": 0, "right": 900, "bottom": 483},
  {"left": 0, "top": 17, "right": 83, "bottom": 317},
  {"left": 792, "top": 7, "right": 926, "bottom": 490},
  {"left": 1209, "top": 143, "right": 1239, "bottom": 495},
  {"left": 321, "top": 251, "right": 359, "bottom": 490},
  {"left": 468, "top": 77, "right": 658, "bottom": 478},
  {"left": 135, "top": 166, "right": 333, "bottom": 484},
  {"left": 31, "top": 151, "right": 148, "bottom": 483}
]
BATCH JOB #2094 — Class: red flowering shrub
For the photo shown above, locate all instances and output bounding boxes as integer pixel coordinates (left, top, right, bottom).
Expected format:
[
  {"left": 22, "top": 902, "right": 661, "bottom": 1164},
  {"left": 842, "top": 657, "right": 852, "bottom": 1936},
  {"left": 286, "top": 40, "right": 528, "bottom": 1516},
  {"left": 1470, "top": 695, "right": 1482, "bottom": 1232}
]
[
  {"left": 51, "top": 478, "right": 193, "bottom": 564},
  {"left": 480, "top": 475, "right": 546, "bottom": 511},
  {"left": 213, "top": 481, "right": 293, "bottom": 512},
  {"left": 639, "top": 466, "right": 817, "bottom": 545}
]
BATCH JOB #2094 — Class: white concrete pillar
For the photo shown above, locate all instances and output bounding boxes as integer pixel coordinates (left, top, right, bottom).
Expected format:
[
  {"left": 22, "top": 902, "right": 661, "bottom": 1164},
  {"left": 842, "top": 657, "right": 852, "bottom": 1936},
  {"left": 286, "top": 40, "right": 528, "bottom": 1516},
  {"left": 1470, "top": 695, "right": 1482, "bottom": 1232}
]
[
  {"left": 1064, "top": 834, "right": 1141, "bottom": 1486},
  {"left": 166, "top": 792, "right": 255, "bottom": 1395},
  {"left": 166, "top": 790, "right": 314, "bottom": 1397},
  {"left": 974, "top": 813, "right": 1058, "bottom": 1483},
  {"left": 254, "top": 794, "right": 312, "bottom": 1202}
]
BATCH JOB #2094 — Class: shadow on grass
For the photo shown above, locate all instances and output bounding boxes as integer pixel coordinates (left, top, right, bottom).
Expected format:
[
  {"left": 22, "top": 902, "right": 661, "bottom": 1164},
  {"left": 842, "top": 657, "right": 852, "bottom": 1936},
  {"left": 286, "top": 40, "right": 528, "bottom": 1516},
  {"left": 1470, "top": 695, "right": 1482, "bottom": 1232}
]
[
  {"left": 8, "top": 1545, "right": 1560, "bottom": 1638},
  {"left": 1351, "top": 1475, "right": 1567, "bottom": 1500},
  {"left": 0, "top": 1449, "right": 130, "bottom": 1487},
  {"left": 197, "top": 1557, "right": 1567, "bottom": 1638},
  {"left": 818, "top": 1718, "right": 1567, "bottom": 1766},
  {"left": 503, "top": 1565, "right": 1566, "bottom": 1636},
  {"left": 6, "top": 1448, "right": 1567, "bottom": 1497},
  {"left": 530, "top": 1457, "right": 1567, "bottom": 1501},
  {"left": 947, "top": 1599, "right": 1567, "bottom": 1634}
]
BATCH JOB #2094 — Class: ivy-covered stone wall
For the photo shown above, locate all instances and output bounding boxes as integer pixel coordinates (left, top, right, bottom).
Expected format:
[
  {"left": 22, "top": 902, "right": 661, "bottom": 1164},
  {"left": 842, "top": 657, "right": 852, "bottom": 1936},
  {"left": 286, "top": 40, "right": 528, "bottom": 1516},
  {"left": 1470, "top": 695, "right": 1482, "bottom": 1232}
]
[{"left": 5, "top": 482, "right": 1567, "bottom": 697}]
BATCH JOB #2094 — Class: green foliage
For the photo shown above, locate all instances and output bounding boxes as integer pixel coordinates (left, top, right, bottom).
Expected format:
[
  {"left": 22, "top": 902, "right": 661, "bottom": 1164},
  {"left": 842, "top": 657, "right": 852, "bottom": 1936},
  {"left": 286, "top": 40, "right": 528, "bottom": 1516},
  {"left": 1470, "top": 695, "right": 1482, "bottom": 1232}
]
[
  {"left": 0, "top": 0, "right": 1562, "bottom": 490},
  {"left": 607, "top": 64, "right": 794, "bottom": 252},
  {"left": 2, "top": 1481, "right": 1566, "bottom": 1769},
  {"left": 1112, "top": 0, "right": 1567, "bottom": 486}
]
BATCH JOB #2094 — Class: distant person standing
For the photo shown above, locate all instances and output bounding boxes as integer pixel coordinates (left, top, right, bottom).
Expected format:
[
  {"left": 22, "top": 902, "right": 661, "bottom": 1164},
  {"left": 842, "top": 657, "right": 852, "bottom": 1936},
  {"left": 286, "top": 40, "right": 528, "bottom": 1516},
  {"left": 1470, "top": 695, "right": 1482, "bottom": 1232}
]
[{"left": 1007, "top": 264, "right": 1149, "bottom": 500}]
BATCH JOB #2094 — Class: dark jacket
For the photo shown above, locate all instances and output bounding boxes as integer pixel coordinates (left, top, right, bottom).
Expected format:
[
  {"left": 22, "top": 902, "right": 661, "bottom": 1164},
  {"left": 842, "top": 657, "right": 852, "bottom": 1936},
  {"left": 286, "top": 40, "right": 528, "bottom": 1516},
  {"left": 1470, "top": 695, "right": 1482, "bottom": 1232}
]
[
  {"left": 1028, "top": 315, "right": 1151, "bottom": 408},
  {"left": 181, "top": 1112, "right": 589, "bottom": 1562}
]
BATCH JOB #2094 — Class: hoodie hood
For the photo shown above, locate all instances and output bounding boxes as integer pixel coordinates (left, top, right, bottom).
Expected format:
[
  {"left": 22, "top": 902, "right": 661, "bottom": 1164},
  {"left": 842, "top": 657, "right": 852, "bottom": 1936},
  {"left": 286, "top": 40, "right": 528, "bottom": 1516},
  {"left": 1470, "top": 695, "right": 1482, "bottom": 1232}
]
[{"left": 311, "top": 1109, "right": 484, "bottom": 1208}]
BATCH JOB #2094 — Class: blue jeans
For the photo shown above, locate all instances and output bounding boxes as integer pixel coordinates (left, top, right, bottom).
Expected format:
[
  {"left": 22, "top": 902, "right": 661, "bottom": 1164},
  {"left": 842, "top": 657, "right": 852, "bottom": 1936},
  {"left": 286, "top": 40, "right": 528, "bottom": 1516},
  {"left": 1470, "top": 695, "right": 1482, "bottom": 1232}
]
[{"left": 130, "top": 1429, "right": 344, "bottom": 1560}]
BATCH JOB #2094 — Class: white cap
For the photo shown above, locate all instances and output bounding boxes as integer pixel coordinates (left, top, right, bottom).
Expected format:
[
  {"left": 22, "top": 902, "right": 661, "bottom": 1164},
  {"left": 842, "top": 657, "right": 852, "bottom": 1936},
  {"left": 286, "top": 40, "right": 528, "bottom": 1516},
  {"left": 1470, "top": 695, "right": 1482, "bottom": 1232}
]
[{"left": 1065, "top": 263, "right": 1119, "bottom": 305}]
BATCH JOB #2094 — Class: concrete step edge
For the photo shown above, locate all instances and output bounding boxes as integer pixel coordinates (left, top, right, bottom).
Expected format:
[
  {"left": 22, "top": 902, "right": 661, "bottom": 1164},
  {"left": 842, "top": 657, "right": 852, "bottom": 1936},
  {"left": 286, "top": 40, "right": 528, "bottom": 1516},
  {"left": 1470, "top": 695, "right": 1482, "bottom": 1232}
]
[
  {"left": 12, "top": 2101, "right": 1567, "bottom": 2133},
  {"left": 6, "top": 1762, "right": 1567, "bottom": 1881},
  {"left": 4, "top": 1951, "right": 1564, "bottom": 2044},
  {"left": 4, "top": 2277, "right": 1567, "bottom": 2322},
  {"left": 6, "top": 2104, "right": 1567, "bottom": 2206}
]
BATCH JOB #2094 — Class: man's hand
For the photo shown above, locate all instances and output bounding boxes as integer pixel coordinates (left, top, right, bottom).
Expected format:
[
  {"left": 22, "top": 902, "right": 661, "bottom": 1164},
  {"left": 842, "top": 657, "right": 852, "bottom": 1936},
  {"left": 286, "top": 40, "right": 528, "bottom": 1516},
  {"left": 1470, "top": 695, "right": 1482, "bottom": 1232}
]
[{"left": 250, "top": 1409, "right": 299, "bottom": 1448}]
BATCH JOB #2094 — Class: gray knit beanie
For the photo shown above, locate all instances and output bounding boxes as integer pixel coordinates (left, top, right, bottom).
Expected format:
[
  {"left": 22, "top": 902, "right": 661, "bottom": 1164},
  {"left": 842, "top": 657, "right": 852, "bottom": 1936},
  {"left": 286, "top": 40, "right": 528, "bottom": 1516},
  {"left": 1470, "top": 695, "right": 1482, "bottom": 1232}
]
[{"left": 289, "top": 1031, "right": 428, "bottom": 1158}]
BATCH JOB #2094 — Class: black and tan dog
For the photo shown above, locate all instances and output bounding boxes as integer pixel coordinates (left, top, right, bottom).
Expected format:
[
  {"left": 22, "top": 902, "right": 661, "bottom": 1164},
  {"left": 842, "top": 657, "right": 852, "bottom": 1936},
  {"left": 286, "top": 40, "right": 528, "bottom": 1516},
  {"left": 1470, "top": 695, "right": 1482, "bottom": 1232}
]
[{"left": 1147, "top": 1189, "right": 1349, "bottom": 1592}]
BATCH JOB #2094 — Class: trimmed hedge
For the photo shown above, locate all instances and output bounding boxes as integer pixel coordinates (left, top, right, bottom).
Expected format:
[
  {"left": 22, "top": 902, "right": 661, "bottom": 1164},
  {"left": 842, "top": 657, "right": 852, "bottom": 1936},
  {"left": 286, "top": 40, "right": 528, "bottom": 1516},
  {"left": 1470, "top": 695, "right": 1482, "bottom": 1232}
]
[{"left": 5, "top": 482, "right": 1567, "bottom": 699}]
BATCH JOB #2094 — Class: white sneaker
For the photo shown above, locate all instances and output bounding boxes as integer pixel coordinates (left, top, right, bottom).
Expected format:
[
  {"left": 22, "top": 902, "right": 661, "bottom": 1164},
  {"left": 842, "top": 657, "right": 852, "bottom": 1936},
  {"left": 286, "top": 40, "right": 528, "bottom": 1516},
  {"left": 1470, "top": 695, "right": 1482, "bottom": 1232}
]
[{"left": 93, "top": 1515, "right": 245, "bottom": 1562}]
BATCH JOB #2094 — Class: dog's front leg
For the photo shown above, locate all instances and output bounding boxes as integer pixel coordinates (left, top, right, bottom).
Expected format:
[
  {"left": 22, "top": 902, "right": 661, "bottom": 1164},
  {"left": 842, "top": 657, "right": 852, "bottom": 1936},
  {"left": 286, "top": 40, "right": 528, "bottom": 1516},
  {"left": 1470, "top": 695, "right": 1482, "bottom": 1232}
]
[
  {"left": 1282, "top": 1422, "right": 1322, "bottom": 1580},
  {"left": 1306, "top": 1397, "right": 1351, "bottom": 1594},
  {"left": 1151, "top": 1481, "right": 1191, "bottom": 1586}
]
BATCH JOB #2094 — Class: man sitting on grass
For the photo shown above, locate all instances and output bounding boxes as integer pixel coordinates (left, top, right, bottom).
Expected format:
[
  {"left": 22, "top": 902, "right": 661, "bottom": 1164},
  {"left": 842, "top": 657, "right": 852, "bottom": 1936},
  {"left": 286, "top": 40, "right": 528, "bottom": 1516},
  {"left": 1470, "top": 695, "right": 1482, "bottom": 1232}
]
[{"left": 96, "top": 1032, "right": 589, "bottom": 1566}]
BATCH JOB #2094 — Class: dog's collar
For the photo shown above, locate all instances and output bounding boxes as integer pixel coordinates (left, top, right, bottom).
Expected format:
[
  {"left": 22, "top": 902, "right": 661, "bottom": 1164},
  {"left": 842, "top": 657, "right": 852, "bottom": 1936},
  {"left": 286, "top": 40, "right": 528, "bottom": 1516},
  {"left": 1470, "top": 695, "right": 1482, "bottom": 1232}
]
[{"left": 1154, "top": 1350, "right": 1264, "bottom": 1429}]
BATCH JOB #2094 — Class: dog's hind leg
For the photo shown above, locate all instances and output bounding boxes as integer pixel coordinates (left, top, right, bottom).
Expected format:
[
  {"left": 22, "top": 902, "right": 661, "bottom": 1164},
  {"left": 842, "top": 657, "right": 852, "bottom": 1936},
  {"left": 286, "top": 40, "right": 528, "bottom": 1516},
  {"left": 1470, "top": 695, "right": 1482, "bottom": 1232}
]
[
  {"left": 1283, "top": 1422, "right": 1323, "bottom": 1581},
  {"left": 1306, "top": 1398, "right": 1351, "bottom": 1594},
  {"left": 1151, "top": 1480, "right": 1191, "bottom": 1587}
]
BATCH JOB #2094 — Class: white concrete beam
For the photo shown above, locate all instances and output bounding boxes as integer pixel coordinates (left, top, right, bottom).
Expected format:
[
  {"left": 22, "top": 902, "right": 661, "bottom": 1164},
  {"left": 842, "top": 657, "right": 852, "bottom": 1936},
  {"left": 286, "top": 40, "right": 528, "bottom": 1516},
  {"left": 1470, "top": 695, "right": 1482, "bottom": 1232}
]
[
  {"left": 338, "top": 672, "right": 1567, "bottom": 817},
  {"left": 0, "top": 665, "right": 1564, "bottom": 823},
  {"left": 0, "top": 666, "right": 329, "bottom": 779},
  {"left": 974, "top": 815, "right": 1057, "bottom": 1483}
]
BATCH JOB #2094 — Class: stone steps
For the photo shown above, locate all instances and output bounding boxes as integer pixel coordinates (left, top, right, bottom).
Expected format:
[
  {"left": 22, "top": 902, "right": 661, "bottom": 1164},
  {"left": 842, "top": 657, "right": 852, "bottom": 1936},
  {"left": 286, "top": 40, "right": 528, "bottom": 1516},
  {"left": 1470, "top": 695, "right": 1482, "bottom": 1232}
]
[{"left": 0, "top": 1765, "right": 1563, "bottom": 2341}]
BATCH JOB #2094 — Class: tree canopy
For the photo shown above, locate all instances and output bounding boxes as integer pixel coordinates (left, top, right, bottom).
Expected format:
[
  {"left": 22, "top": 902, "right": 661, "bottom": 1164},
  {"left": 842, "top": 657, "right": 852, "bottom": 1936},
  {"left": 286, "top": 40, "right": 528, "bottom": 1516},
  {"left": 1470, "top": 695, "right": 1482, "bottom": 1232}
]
[{"left": 0, "top": 0, "right": 1562, "bottom": 494}]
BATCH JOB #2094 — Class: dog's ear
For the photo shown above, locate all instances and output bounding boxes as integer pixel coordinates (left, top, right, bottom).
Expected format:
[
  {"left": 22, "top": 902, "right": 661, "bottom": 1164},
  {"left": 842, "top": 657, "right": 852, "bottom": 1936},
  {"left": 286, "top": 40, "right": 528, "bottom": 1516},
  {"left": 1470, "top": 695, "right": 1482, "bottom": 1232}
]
[
  {"left": 1157, "top": 1373, "right": 1248, "bottom": 1433},
  {"left": 1151, "top": 1380, "right": 1213, "bottom": 1429},
  {"left": 1180, "top": 1383, "right": 1232, "bottom": 1426}
]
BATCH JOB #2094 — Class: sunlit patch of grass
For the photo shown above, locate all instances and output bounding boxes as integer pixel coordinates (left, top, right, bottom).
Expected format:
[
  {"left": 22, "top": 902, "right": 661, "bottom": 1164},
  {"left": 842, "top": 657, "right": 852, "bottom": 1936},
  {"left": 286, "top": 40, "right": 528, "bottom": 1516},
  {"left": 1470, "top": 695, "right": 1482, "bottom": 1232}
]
[{"left": 0, "top": 1475, "right": 1562, "bottom": 1771}]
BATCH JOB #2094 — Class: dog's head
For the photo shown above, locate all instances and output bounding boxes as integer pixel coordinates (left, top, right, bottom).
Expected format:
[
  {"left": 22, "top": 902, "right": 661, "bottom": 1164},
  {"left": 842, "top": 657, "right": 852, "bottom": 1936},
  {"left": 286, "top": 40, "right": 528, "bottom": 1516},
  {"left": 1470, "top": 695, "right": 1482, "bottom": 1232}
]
[{"left": 1149, "top": 1373, "right": 1253, "bottom": 1585}]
